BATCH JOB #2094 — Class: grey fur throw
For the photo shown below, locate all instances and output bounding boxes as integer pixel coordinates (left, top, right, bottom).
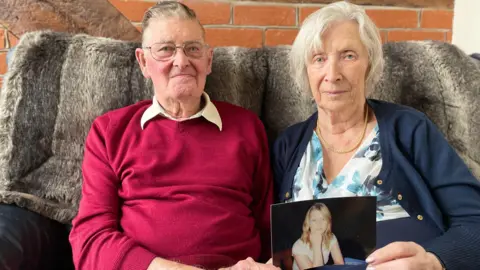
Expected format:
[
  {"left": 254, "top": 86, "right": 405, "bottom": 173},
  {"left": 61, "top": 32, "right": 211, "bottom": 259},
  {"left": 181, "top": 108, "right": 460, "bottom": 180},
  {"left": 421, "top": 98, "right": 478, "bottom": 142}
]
[{"left": 0, "top": 31, "right": 478, "bottom": 224}]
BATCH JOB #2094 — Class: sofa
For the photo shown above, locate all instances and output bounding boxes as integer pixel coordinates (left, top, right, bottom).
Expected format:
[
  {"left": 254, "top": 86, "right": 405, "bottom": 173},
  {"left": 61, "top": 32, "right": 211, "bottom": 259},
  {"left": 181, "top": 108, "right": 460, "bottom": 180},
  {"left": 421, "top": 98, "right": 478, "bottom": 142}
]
[{"left": 0, "top": 31, "right": 478, "bottom": 269}]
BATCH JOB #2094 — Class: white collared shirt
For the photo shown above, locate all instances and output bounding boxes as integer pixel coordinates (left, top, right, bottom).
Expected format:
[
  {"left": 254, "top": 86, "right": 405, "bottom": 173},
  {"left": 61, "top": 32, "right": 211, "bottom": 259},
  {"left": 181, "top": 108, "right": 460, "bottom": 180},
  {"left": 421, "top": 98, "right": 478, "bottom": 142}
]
[{"left": 140, "top": 93, "right": 222, "bottom": 131}]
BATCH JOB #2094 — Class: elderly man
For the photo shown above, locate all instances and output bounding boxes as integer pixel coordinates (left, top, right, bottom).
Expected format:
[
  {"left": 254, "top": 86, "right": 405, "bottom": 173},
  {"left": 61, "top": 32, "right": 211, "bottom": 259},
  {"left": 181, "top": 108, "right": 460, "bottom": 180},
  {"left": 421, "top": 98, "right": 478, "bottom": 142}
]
[{"left": 69, "top": 2, "right": 276, "bottom": 270}]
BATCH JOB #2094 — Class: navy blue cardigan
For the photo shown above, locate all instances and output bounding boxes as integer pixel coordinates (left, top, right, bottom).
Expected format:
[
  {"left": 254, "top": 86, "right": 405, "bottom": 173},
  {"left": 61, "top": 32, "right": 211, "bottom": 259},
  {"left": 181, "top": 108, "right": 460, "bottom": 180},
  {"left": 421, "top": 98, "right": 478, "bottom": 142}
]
[{"left": 271, "top": 99, "right": 480, "bottom": 270}]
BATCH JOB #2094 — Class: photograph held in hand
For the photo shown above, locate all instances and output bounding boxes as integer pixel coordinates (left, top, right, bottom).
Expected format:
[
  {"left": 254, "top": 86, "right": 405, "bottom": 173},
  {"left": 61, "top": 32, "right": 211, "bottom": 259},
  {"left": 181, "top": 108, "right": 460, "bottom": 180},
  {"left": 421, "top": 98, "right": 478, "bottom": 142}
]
[{"left": 271, "top": 197, "right": 376, "bottom": 270}]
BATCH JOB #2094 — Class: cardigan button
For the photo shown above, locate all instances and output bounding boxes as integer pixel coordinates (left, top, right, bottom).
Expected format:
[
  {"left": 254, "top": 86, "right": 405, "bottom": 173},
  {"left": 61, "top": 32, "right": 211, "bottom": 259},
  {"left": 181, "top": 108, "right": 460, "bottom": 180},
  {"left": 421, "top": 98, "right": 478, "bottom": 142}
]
[
  {"left": 285, "top": 192, "right": 290, "bottom": 199},
  {"left": 376, "top": 179, "right": 383, "bottom": 185},
  {"left": 397, "top": 194, "right": 403, "bottom": 201},
  {"left": 417, "top": 215, "right": 424, "bottom": 221}
]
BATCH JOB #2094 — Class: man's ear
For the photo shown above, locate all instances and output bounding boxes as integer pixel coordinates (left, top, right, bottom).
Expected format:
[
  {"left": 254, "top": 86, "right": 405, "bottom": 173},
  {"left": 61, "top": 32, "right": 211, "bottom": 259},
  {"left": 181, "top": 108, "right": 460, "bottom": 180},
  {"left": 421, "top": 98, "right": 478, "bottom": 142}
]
[
  {"left": 206, "top": 47, "right": 214, "bottom": 75},
  {"left": 135, "top": 48, "right": 150, "bottom": 78}
]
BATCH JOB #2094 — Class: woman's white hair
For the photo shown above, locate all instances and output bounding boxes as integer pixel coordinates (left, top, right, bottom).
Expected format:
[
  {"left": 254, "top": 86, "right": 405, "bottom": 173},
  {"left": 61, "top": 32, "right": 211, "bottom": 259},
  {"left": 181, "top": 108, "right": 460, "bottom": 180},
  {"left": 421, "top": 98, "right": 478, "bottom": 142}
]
[{"left": 290, "top": 1, "right": 384, "bottom": 95}]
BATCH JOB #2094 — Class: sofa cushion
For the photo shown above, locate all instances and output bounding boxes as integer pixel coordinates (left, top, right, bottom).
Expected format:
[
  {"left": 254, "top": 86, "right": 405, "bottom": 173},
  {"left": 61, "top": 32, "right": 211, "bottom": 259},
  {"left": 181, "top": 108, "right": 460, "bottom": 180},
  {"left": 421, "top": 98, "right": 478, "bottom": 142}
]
[
  {"left": 0, "top": 31, "right": 266, "bottom": 223},
  {"left": 262, "top": 46, "right": 316, "bottom": 142}
]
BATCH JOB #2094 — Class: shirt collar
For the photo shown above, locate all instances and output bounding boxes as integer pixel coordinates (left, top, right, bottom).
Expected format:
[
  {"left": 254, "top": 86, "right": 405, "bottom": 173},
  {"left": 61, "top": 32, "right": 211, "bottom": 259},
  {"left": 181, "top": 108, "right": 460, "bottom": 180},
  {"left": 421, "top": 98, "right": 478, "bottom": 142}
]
[{"left": 140, "top": 93, "right": 222, "bottom": 131}]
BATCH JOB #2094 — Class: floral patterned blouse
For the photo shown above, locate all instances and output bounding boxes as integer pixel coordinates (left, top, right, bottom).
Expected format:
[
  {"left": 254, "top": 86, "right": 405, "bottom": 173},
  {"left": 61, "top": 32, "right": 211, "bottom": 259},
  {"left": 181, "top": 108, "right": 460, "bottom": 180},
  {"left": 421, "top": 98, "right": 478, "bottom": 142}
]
[{"left": 290, "top": 125, "right": 410, "bottom": 221}]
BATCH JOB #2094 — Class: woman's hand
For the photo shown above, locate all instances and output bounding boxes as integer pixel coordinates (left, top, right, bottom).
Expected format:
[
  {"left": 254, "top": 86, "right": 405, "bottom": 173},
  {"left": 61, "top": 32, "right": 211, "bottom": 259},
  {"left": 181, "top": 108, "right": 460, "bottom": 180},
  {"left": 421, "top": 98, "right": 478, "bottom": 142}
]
[
  {"left": 310, "top": 232, "right": 325, "bottom": 267},
  {"left": 366, "top": 242, "right": 444, "bottom": 270},
  {"left": 219, "top": 257, "right": 280, "bottom": 270},
  {"left": 309, "top": 231, "right": 323, "bottom": 248}
]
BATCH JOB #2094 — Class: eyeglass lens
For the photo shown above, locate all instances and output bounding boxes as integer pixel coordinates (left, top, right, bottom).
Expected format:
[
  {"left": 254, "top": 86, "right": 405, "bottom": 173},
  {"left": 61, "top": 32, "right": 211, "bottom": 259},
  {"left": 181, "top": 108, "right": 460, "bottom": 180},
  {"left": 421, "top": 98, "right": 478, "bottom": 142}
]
[{"left": 150, "top": 42, "right": 205, "bottom": 60}]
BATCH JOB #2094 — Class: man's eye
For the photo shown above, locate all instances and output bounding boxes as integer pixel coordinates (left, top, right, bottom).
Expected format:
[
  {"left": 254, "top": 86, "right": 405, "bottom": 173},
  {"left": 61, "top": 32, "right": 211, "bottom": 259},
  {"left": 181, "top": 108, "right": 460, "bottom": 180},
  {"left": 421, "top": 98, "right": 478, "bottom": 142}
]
[
  {"left": 187, "top": 46, "right": 201, "bottom": 52},
  {"left": 158, "top": 46, "right": 175, "bottom": 52}
]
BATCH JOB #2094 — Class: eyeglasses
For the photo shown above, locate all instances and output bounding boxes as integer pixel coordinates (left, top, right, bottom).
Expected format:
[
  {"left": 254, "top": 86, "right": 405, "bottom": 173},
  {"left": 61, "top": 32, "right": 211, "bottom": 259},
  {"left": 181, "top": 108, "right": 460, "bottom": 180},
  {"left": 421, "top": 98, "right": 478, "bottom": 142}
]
[{"left": 144, "top": 42, "right": 209, "bottom": 61}]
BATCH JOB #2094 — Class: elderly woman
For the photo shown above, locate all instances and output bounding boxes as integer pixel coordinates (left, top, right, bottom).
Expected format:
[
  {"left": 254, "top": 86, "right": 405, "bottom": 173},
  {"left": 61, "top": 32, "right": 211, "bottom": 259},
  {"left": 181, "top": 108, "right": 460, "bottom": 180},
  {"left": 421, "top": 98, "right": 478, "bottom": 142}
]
[{"left": 272, "top": 1, "right": 480, "bottom": 270}]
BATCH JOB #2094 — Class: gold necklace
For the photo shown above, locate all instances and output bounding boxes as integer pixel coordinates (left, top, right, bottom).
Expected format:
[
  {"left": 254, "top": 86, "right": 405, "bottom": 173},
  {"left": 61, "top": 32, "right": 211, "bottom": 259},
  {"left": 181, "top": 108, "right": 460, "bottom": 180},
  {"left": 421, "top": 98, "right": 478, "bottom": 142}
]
[{"left": 316, "top": 106, "right": 369, "bottom": 154}]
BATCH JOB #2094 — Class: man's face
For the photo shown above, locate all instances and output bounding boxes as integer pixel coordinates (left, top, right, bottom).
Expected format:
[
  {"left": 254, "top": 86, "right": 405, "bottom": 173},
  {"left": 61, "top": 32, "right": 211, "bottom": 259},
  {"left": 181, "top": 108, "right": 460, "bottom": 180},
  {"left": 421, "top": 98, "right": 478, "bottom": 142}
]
[{"left": 135, "top": 18, "right": 213, "bottom": 102}]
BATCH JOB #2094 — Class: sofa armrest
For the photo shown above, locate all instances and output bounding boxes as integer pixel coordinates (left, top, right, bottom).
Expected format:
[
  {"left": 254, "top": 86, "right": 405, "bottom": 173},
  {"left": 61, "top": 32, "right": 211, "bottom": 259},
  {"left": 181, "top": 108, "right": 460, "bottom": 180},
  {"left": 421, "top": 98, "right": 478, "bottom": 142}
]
[{"left": 0, "top": 204, "right": 74, "bottom": 270}]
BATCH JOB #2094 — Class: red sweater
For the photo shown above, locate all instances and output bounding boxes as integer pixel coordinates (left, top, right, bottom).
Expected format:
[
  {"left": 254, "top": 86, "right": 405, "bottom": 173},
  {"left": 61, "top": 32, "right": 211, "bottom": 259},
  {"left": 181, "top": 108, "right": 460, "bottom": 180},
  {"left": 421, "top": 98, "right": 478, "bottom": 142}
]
[{"left": 69, "top": 100, "right": 273, "bottom": 270}]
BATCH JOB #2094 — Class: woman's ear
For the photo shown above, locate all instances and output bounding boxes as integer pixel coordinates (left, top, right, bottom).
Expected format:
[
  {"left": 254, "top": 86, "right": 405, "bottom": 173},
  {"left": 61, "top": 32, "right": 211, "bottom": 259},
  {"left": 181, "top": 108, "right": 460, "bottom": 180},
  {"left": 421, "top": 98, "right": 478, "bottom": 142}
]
[
  {"left": 135, "top": 48, "right": 151, "bottom": 79},
  {"left": 365, "top": 64, "right": 371, "bottom": 80}
]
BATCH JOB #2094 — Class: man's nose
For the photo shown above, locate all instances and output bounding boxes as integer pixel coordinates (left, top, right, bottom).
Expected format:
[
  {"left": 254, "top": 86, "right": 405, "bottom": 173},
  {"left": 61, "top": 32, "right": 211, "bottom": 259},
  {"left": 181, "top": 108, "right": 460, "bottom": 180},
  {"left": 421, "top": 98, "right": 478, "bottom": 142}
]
[{"left": 172, "top": 48, "right": 189, "bottom": 69}]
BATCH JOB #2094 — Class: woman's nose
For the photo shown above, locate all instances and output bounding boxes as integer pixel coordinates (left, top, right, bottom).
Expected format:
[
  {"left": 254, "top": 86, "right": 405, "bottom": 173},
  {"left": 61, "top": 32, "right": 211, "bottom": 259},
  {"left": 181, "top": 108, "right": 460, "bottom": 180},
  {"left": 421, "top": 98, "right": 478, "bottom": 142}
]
[{"left": 324, "top": 59, "right": 342, "bottom": 82}]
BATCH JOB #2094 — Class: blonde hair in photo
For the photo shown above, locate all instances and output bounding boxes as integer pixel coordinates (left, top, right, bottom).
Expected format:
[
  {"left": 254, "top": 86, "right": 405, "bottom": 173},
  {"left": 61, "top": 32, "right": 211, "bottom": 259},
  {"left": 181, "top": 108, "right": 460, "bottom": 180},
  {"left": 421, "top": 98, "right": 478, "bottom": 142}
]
[{"left": 301, "top": 203, "right": 333, "bottom": 249}]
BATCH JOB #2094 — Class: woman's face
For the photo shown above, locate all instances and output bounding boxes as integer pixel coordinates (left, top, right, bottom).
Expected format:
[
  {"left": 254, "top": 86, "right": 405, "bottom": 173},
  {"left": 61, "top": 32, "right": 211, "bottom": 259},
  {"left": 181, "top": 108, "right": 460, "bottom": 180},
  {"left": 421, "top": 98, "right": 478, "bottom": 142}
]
[
  {"left": 306, "top": 20, "right": 369, "bottom": 113},
  {"left": 309, "top": 210, "right": 328, "bottom": 233}
]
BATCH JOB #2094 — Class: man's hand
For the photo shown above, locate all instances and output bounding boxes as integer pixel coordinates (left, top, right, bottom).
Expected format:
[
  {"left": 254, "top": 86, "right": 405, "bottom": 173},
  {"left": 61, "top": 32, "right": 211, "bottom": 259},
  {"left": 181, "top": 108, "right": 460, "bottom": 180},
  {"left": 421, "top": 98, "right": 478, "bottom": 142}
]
[
  {"left": 365, "top": 242, "right": 444, "bottom": 270},
  {"left": 147, "top": 257, "right": 203, "bottom": 270},
  {"left": 220, "top": 257, "right": 280, "bottom": 270}
]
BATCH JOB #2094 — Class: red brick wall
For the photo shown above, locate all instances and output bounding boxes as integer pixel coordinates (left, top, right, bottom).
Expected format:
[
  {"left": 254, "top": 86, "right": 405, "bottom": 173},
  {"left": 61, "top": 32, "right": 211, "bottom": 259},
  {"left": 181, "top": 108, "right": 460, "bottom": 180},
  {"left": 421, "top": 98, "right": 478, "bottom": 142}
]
[
  {"left": 0, "top": 0, "right": 454, "bottom": 83},
  {"left": 110, "top": 0, "right": 453, "bottom": 48},
  {"left": 0, "top": 27, "right": 19, "bottom": 84}
]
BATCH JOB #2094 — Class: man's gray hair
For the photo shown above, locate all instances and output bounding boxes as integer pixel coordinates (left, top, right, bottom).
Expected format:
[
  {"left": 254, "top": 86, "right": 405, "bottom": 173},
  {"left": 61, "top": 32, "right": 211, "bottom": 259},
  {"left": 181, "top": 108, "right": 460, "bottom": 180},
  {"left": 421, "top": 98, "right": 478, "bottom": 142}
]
[
  {"left": 141, "top": 1, "right": 205, "bottom": 44},
  {"left": 289, "top": 1, "right": 384, "bottom": 95}
]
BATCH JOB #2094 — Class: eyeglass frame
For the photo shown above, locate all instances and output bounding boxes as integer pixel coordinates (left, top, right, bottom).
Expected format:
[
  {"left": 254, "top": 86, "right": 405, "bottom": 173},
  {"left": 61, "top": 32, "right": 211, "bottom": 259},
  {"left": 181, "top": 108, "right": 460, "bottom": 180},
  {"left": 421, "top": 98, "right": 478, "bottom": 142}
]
[{"left": 143, "top": 41, "right": 210, "bottom": 61}]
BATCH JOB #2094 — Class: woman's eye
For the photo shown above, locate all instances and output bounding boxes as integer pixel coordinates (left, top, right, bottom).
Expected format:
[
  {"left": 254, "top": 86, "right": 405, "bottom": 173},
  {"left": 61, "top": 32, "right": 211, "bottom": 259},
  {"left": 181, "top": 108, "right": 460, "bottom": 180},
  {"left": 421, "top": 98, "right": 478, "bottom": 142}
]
[
  {"left": 344, "top": 53, "right": 356, "bottom": 60},
  {"left": 314, "top": 56, "right": 326, "bottom": 63}
]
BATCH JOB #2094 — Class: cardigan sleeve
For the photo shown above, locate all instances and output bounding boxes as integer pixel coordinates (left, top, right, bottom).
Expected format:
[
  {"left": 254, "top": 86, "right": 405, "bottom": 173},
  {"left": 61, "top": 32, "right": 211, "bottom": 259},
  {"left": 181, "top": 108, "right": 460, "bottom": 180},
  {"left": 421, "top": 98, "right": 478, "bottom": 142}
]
[
  {"left": 271, "top": 135, "right": 288, "bottom": 203},
  {"left": 69, "top": 116, "right": 157, "bottom": 270},
  {"left": 411, "top": 116, "right": 480, "bottom": 270}
]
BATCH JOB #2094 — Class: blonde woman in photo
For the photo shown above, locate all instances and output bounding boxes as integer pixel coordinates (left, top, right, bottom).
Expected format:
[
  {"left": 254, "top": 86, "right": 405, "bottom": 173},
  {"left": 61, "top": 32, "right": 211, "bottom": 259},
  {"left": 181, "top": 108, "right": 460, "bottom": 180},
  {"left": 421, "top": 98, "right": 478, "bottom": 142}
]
[{"left": 292, "top": 203, "right": 344, "bottom": 270}]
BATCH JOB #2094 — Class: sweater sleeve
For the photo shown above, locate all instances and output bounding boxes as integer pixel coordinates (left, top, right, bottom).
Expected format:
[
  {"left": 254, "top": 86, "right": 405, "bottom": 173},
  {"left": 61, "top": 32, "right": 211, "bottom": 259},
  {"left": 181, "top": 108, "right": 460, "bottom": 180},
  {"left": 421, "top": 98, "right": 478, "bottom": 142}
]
[
  {"left": 412, "top": 117, "right": 480, "bottom": 270},
  {"left": 251, "top": 117, "right": 274, "bottom": 262},
  {"left": 69, "top": 116, "right": 157, "bottom": 270}
]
